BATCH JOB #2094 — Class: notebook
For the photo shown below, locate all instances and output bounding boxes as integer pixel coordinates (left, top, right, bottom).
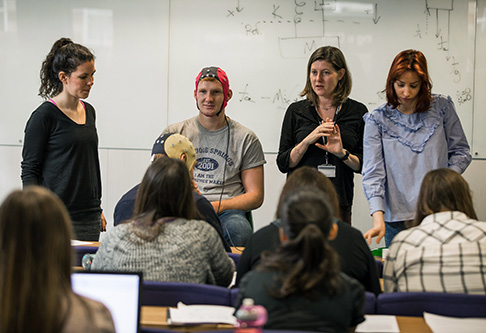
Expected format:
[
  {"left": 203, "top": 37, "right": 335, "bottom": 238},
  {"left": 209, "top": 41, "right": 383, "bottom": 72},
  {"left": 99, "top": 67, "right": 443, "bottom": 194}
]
[{"left": 71, "top": 271, "right": 143, "bottom": 333}]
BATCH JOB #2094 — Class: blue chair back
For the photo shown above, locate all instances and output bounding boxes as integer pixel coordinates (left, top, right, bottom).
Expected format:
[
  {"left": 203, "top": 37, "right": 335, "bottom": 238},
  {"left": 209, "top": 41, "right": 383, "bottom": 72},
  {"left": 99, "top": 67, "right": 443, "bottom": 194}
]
[
  {"left": 376, "top": 292, "right": 486, "bottom": 318},
  {"left": 364, "top": 292, "right": 376, "bottom": 314},
  {"left": 228, "top": 252, "right": 241, "bottom": 266},
  {"left": 142, "top": 281, "right": 233, "bottom": 307},
  {"left": 229, "top": 287, "right": 239, "bottom": 307}
]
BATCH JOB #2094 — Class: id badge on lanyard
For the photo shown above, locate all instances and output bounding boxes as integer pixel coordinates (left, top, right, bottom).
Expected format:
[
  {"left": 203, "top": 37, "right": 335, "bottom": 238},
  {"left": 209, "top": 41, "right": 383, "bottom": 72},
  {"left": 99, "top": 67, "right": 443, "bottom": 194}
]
[{"left": 317, "top": 105, "right": 339, "bottom": 178}]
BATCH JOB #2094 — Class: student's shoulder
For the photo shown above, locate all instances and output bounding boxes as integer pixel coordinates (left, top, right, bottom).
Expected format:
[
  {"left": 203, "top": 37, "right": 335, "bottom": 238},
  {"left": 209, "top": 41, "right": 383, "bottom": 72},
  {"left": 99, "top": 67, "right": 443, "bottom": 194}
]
[
  {"left": 228, "top": 118, "right": 262, "bottom": 143},
  {"left": 339, "top": 271, "right": 364, "bottom": 291},
  {"left": 285, "top": 99, "right": 312, "bottom": 113},
  {"left": 246, "top": 223, "right": 280, "bottom": 247},
  {"left": 164, "top": 116, "right": 197, "bottom": 134},
  {"left": 69, "top": 293, "right": 115, "bottom": 331},
  {"left": 28, "top": 101, "right": 59, "bottom": 120},
  {"left": 337, "top": 222, "right": 369, "bottom": 244},
  {"left": 184, "top": 218, "right": 219, "bottom": 234}
]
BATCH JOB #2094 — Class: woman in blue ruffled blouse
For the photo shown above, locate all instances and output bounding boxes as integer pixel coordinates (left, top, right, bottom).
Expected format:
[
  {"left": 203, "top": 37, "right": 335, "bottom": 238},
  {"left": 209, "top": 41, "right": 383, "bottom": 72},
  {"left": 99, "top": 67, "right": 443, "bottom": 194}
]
[{"left": 362, "top": 50, "right": 471, "bottom": 247}]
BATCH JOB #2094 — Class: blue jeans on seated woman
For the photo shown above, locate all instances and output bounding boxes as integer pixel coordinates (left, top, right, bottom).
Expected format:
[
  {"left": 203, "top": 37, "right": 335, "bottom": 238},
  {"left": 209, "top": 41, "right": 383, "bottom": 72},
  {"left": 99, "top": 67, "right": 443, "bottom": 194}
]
[{"left": 218, "top": 209, "right": 253, "bottom": 248}]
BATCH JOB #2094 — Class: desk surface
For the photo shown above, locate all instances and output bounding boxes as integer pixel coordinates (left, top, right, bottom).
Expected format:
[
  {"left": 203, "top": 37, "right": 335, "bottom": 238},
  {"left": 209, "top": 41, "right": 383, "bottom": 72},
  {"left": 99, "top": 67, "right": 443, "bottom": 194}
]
[
  {"left": 72, "top": 241, "right": 244, "bottom": 255},
  {"left": 72, "top": 241, "right": 101, "bottom": 247},
  {"left": 141, "top": 306, "right": 432, "bottom": 333}
]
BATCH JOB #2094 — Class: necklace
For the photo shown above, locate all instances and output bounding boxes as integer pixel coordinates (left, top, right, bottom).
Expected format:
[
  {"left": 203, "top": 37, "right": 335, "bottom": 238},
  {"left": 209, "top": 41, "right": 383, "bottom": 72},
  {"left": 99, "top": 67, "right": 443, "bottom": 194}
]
[{"left": 320, "top": 104, "right": 334, "bottom": 111}]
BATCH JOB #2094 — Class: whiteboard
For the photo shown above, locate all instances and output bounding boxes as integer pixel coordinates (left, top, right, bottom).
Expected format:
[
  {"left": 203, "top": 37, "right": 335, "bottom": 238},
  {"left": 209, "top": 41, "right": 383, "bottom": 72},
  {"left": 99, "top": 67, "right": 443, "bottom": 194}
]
[
  {"left": 0, "top": 0, "right": 485, "bottom": 158},
  {"left": 167, "top": 0, "right": 484, "bottom": 157},
  {"left": 0, "top": 0, "right": 169, "bottom": 149}
]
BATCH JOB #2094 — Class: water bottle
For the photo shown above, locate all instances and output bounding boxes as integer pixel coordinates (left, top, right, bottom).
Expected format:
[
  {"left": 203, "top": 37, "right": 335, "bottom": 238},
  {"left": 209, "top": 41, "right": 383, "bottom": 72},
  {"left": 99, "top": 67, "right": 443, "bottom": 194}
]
[
  {"left": 234, "top": 298, "right": 268, "bottom": 333},
  {"left": 81, "top": 253, "right": 95, "bottom": 271}
]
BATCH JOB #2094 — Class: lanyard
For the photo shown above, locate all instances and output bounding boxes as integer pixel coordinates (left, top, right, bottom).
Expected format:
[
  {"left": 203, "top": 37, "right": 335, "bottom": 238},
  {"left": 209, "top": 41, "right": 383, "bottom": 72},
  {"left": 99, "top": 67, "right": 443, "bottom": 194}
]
[{"left": 318, "top": 105, "right": 340, "bottom": 165}]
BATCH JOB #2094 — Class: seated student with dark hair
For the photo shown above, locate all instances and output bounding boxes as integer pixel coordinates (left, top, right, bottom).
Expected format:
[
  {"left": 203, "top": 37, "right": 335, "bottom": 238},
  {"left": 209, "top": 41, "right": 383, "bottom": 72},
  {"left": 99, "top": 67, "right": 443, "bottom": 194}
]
[
  {"left": 113, "top": 132, "right": 230, "bottom": 252},
  {"left": 236, "top": 188, "right": 365, "bottom": 332},
  {"left": 236, "top": 166, "right": 381, "bottom": 295},
  {"left": 0, "top": 186, "right": 115, "bottom": 333},
  {"left": 384, "top": 168, "right": 486, "bottom": 294},
  {"left": 93, "top": 158, "right": 235, "bottom": 286}
]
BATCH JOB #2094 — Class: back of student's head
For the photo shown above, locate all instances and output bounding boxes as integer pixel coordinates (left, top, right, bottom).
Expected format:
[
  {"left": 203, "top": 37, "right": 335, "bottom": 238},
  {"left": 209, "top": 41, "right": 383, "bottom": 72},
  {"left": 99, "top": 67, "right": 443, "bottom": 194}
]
[
  {"left": 134, "top": 157, "right": 197, "bottom": 226},
  {"left": 0, "top": 186, "right": 73, "bottom": 332},
  {"left": 260, "top": 187, "right": 341, "bottom": 299},
  {"left": 412, "top": 168, "right": 477, "bottom": 226},
  {"left": 276, "top": 166, "right": 340, "bottom": 220}
]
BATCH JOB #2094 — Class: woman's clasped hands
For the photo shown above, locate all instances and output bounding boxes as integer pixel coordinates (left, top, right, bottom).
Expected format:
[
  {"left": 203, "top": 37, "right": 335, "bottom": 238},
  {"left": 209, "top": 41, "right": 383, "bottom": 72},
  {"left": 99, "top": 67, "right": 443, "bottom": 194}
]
[{"left": 312, "top": 118, "right": 344, "bottom": 156}]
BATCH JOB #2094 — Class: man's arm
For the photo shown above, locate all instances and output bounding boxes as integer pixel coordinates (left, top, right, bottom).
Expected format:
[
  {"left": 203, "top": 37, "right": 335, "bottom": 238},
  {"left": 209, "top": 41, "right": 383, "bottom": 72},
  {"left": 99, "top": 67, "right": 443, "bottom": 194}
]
[{"left": 211, "top": 165, "right": 264, "bottom": 213}]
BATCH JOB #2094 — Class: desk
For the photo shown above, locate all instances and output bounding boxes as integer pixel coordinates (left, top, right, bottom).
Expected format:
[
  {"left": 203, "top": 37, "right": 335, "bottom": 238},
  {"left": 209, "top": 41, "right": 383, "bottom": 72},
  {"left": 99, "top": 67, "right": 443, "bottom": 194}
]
[
  {"left": 141, "top": 306, "right": 233, "bottom": 332},
  {"left": 72, "top": 241, "right": 101, "bottom": 247},
  {"left": 140, "top": 306, "right": 432, "bottom": 332}
]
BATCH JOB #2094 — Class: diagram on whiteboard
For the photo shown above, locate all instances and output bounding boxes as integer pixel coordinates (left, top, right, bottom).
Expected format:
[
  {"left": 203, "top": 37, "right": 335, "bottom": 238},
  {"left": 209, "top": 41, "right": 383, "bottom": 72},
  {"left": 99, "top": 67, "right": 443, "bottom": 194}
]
[{"left": 166, "top": 0, "right": 479, "bottom": 153}]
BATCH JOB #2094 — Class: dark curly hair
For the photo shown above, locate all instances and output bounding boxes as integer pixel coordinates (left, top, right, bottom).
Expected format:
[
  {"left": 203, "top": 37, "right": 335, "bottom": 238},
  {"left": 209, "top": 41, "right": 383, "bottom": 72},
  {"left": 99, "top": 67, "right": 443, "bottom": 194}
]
[{"left": 39, "top": 38, "right": 94, "bottom": 99}]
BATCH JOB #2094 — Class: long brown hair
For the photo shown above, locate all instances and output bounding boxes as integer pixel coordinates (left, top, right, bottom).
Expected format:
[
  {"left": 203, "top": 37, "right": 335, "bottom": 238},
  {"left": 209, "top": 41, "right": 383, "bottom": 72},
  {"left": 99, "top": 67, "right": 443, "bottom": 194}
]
[
  {"left": 301, "top": 46, "right": 352, "bottom": 108},
  {"left": 385, "top": 49, "right": 433, "bottom": 113},
  {"left": 0, "top": 186, "right": 73, "bottom": 333},
  {"left": 412, "top": 168, "right": 477, "bottom": 227},
  {"left": 132, "top": 157, "right": 198, "bottom": 240},
  {"left": 260, "top": 185, "right": 341, "bottom": 299}
]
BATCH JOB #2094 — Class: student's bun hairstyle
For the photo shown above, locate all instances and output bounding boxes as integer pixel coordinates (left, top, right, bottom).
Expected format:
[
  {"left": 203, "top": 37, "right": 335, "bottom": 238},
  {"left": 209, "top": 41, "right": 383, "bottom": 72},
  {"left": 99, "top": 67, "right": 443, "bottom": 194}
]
[
  {"left": 39, "top": 37, "right": 94, "bottom": 99},
  {"left": 259, "top": 187, "right": 341, "bottom": 299}
]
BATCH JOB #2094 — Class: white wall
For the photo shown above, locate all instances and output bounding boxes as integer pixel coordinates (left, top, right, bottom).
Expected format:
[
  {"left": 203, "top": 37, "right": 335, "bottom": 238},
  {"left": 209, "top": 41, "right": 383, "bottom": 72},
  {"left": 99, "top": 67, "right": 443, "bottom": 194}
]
[{"left": 0, "top": 145, "right": 486, "bottom": 249}]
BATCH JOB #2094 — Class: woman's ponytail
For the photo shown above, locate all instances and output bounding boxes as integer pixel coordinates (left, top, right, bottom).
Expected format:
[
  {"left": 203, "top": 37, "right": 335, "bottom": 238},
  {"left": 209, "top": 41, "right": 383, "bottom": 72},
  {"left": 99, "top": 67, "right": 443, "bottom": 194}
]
[
  {"left": 259, "top": 188, "right": 342, "bottom": 299},
  {"left": 39, "top": 38, "right": 94, "bottom": 99}
]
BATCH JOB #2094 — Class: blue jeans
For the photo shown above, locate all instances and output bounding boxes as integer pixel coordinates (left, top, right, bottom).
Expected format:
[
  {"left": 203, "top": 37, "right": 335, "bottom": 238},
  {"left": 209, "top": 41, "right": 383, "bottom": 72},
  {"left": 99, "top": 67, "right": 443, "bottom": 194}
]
[
  {"left": 218, "top": 209, "right": 253, "bottom": 248},
  {"left": 384, "top": 221, "right": 407, "bottom": 247}
]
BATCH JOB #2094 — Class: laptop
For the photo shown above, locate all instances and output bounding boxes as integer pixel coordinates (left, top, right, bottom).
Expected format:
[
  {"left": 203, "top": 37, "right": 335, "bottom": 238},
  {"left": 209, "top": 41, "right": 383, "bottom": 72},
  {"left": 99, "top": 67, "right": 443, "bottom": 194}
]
[{"left": 71, "top": 271, "right": 143, "bottom": 333}]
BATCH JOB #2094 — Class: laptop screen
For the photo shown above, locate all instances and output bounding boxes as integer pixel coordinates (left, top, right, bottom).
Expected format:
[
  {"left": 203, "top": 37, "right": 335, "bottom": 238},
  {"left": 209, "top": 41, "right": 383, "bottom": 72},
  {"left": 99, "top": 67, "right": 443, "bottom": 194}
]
[{"left": 71, "top": 271, "right": 142, "bottom": 333}]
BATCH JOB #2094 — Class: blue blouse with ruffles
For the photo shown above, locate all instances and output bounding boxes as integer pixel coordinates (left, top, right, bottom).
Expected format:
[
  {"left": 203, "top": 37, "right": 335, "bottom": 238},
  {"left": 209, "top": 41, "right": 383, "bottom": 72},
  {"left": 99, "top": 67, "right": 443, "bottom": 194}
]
[{"left": 362, "top": 94, "right": 471, "bottom": 222}]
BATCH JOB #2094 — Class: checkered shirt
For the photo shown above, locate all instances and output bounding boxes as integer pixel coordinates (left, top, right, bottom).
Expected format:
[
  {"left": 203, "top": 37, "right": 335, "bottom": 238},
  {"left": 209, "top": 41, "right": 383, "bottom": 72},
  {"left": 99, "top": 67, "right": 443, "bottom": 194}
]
[{"left": 383, "top": 211, "right": 486, "bottom": 294}]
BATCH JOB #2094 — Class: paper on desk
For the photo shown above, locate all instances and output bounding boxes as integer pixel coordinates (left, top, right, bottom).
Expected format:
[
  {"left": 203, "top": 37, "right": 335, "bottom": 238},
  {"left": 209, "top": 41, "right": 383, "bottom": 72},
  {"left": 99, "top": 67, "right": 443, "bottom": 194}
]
[
  {"left": 355, "top": 315, "right": 399, "bottom": 332},
  {"left": 424, "top": 312, "right": 486, "bottom": 333},
  {"left": 71, "top": 240, "right": 93, "bottom": 246},
  {"left": 167, "top": 302, "right": 237, "bottom": 325}
]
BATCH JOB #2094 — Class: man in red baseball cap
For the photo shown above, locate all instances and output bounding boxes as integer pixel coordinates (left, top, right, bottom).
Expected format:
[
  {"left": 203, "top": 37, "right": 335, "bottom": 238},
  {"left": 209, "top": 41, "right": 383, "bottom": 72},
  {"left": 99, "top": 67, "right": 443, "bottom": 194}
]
[{"left": 160, "top": 67, "right": 266, "bottom": 247}]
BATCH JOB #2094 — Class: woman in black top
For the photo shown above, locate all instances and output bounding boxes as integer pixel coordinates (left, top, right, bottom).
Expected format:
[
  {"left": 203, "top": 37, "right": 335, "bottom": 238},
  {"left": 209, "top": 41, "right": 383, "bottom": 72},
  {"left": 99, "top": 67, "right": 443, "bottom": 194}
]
[
  {"left": 277, "top": 46, "right": 367, "bottom": 224},
  {"left": 236, "top": 187, "right": 365, "bottom": 332},
  {"left": 21, "top": 38, "right": 104, "bottom": 240},
  {"left": 236, "top": 166, "right": 381, "bottom": 295}
]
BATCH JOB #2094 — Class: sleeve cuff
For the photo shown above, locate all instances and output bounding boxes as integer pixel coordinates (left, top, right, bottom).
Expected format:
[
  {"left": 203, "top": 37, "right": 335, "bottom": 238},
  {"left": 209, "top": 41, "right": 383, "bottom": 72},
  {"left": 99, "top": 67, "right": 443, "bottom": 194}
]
[{"left": 368, "top": 196, "right": 386, "bottom": 216}]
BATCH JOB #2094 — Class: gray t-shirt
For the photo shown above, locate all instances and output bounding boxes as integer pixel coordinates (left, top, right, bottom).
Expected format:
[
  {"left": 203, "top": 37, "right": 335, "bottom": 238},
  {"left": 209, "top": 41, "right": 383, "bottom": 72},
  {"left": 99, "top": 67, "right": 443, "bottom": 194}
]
[{"left": 164, "top": 116, "right": 266, "bottom": 202}]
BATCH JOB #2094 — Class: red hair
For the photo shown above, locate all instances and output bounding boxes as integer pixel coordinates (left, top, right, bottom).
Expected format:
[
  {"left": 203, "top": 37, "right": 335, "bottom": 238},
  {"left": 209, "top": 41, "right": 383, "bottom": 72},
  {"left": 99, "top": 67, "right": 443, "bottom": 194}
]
[{"left": 385, "top": 50, "right": 433, "bottom": 113}]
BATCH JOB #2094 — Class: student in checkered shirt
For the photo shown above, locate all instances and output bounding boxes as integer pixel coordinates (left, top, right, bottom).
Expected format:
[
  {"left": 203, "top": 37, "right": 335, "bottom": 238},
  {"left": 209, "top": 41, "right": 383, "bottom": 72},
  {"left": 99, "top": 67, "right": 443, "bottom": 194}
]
[{"left": 383, "top": 168, "right": 486, "bottom": 294}]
